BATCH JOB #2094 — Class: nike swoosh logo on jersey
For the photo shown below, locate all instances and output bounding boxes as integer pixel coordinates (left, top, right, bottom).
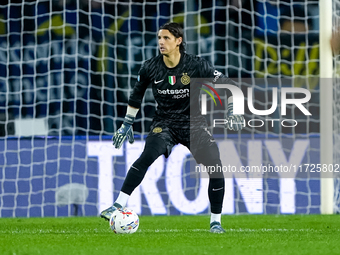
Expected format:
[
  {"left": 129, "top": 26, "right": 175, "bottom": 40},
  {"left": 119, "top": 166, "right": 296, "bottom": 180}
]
[
  {"left": 154, "top": 79, "right": 164, "bottom": 84},
  {"left": 212, "top": 187, "right": 223, "bottom": 191}
]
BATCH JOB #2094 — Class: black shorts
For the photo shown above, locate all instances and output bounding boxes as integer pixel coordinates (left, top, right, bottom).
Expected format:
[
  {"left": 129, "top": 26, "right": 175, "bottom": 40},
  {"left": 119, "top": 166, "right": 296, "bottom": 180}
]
[{"left": 146, "top": 119, "right": 220, "bottom": 165}]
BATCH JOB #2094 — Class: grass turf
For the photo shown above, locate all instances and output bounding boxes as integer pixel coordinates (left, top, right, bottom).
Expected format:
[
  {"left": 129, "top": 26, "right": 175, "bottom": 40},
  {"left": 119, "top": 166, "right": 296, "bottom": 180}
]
[{"left": 0, "top": 215, "right": 339, "bottom": 255}]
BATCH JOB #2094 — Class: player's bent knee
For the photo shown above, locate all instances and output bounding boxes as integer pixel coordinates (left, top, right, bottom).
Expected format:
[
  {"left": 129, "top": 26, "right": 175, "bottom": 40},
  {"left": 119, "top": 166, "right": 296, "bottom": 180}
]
[
  {"left": 132, "top": 137, "right": 167, "bottom": 173},
  {"left": 193, "top": 143, "right": 221, "bottom": 165}
]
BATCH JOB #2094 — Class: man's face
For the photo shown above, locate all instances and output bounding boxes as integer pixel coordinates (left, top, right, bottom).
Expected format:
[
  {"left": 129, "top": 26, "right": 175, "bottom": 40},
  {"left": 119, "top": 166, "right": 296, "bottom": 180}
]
[{"left": 158, "top": 29, "right": 182, "bottom": 55}]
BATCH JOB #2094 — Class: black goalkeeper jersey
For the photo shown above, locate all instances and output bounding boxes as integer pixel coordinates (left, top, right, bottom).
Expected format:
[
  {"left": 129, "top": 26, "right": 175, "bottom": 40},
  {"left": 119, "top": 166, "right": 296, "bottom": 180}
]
[{"left": 128, "top": 52, "right": 234, "bottom": 123}]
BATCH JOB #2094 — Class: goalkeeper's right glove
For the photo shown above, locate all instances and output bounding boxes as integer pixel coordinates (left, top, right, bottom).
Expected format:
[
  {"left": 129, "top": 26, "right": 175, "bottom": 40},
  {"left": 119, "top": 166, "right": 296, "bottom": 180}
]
[
  {"left": 112, "top": 115, "right": 135, "bottom": 149},
  {"left": 225, "top": 101, "right": 245, "bottom": 131}
]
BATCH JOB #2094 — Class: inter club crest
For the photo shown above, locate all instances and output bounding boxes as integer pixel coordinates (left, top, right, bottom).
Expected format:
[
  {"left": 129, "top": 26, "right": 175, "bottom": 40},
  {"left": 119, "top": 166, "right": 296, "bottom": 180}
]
[{"left": 181, "top": 73, "right": 190, "bottom": 85}]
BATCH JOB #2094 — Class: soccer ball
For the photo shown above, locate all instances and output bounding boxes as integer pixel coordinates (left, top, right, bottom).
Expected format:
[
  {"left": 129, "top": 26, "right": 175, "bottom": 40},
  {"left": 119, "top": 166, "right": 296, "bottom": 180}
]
[{"left": 109, "top": 207, "right": 139, "bottom": 234}]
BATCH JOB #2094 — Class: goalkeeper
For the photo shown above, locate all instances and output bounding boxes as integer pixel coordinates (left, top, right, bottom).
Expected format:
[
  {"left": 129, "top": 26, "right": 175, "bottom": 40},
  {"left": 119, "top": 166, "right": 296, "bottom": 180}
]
[{"left": 101, "top": 22, "right": 244, "bottom": 233}]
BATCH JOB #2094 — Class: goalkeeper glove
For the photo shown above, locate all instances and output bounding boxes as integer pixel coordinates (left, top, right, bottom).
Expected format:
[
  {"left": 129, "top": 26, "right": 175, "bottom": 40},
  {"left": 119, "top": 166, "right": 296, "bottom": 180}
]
[
  {"left": 225, "top": 102, "right": 245, "bottom": 131},
  {"left": 112, "top": 115, "right": 135, "bottom": 149}
]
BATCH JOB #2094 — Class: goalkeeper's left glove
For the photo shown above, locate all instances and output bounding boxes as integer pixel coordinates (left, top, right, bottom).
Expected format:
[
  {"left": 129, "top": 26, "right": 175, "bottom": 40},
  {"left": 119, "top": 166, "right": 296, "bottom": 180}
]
[{"left": 225, "top": 101, "right": 245, "bottom": 131}]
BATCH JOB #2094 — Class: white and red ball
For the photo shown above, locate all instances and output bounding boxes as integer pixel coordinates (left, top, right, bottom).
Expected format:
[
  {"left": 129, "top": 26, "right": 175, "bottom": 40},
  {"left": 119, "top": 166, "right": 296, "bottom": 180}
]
[{"left": 109, "top": 208, "right": 139, "bottom": 234}]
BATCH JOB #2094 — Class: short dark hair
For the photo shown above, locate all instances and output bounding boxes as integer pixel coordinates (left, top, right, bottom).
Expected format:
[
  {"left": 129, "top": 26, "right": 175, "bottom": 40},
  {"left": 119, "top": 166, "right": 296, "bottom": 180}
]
[{"left": 159, "top": 22, "right": 186, "bottom": 52}]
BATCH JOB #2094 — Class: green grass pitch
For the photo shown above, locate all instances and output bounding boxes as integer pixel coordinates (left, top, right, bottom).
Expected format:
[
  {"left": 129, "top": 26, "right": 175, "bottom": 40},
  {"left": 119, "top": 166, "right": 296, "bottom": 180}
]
[{"left": 1, "top": 215, "right": 339, "bottom": 255}]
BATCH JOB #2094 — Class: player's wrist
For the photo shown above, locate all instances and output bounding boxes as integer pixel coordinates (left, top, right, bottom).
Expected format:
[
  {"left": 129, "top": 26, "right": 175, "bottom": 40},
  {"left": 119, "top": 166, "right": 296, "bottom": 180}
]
[
  {"left": 226, "top": 96, "right": 234, "bottom": 116},
  {"left": 123, "top": 106, "right": 139, "bottom": 126},
  {"left": 123, "top": 115, "right": 135, "bottom": 126},
  {"left": 126, "top": 106, "right": 139, "bottom": 117}
]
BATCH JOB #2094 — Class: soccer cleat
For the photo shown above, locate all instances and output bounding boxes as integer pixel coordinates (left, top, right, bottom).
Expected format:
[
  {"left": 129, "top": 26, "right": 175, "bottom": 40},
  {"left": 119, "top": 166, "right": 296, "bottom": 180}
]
[
  {"left": 210, "top": 221, "right": 226, "bottom": 233},
  {"left": 100, "top": 203, "right": 122, "bottom": 221}
]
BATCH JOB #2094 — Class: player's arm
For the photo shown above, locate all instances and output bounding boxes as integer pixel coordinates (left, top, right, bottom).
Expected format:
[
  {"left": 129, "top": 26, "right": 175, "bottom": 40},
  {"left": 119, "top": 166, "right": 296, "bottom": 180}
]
[
  {"left": 112, "top": 63, "right": 149, "bottom": 149},
  {"left": 201, "top": 60, "right": 245, "bottom": 131},
  {"left": 225, "top": 96, "right": 245, "bottom": 131}
]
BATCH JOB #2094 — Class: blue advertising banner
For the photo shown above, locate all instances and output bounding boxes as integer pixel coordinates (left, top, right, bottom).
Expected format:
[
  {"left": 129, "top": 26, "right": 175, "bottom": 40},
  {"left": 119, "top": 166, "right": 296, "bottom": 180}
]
[{"left": 0, "top": 136, "right": 321, "bottom": 217}]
